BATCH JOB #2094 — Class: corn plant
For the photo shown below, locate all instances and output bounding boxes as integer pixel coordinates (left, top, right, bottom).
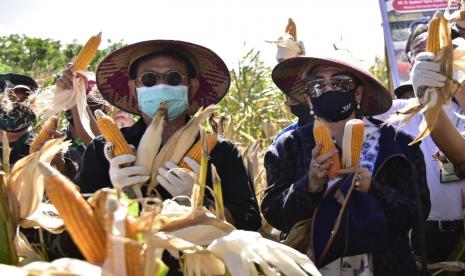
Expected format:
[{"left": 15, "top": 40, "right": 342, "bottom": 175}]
[{"left": 218, "top": 49, "right": 294, "bottom": 147}]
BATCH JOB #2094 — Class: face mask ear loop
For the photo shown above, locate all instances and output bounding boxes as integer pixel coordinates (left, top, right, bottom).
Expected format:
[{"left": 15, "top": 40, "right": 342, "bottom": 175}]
[{"left": 306, "top": 95, "right": 316, "bottom": 117}]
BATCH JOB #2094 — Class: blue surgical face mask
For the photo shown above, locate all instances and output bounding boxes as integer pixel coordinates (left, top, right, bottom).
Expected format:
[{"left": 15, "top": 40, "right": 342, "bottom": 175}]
[{"left": 136, "top": 84, "right": 189, "bottom": 120}]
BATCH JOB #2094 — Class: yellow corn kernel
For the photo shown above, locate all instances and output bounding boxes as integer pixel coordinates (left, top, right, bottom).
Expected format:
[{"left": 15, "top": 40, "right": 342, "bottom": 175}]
[
  {"left": 95, "top": 110, "right": 133, "bottom": 157},
  {"left": 39, "top": 162, "right": 106, "bottom": 264},
  {"left": 29, "top": 116, "right": 59, "bottom": 154},
  {"left": 125, "top": 216, "right": 143, "bottom": 276},
  {"left": 342, "top": 119, "right": 365, "bottom": 168},
  {"left": 72, "top": 32, "right": 102, "bottom": 72},
  {"left": 313, "top": 119, "right": 341, "bottom": 179},
  {"left": 178, "top": 133, "right": 217, "bottom": 169},
  {"left": 426, "top": 11, "right": 450, "bottom": 55}
]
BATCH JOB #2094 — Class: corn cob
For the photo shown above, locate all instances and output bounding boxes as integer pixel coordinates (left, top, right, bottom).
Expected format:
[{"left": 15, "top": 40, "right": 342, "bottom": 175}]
[
  {"left": 125, "top": 216, "right": 143, "bottom": 276},
  {"left": 341, "top": 119, "right": 365, "bottom": 168},
  {"left": 72, "top": 32, "right": 102, "bottom": 72},
  {"left": 312, "top": 119, "right": 340, "bottom": 179},
  {"left": 285, "top": 18, "right": 297, "bottom": 41},
  {"left": 95, "top": 110, "right": 133, "bottom": 157},
  {"left": 29, "top": 116, "right": 59, "bottom": 154},
  {"left": 178, "top": 133, "right": 217, "bottom": 169},
  {"left": 38, "top": 161, "right": 106, "bottom": 264}
]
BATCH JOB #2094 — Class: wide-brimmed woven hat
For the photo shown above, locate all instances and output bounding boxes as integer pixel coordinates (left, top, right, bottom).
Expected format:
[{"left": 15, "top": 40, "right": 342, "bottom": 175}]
[
  {"left": 96, "top": 40, "right": 230, "bottom": 115},
  {"left": 0, "top": 73, "right": 38, "bottom": 92},
  {"left": 272, "top": 57, "right": 392, "bottom": 117}
]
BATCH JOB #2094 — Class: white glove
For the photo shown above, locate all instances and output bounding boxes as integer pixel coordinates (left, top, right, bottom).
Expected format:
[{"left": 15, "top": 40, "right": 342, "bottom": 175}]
[
  {"left": 105, "top": 142, "right": 149, "bottom": 189},
  {"left": 410, "top": 52, "right": 446, "bottom": 105},
  {"left": 157, "top": 157, "right": 200, "bottom": 197}
]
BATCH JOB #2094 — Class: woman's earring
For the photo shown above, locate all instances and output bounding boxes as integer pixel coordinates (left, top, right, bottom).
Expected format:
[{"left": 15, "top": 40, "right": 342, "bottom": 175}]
[{"left": 356, "top": 102, "right": 360, "bottom": 110}]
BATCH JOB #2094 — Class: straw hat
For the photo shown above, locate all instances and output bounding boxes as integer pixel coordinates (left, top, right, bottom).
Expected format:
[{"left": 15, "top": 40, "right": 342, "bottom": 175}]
[{"left": 96, "top": 40, "right": 230, "bottom": 115}]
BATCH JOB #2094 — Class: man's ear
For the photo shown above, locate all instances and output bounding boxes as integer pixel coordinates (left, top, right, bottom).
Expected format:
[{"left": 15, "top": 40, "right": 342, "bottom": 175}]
[{"left": 188, "top": 78, "right": 200, "bottom": 105}]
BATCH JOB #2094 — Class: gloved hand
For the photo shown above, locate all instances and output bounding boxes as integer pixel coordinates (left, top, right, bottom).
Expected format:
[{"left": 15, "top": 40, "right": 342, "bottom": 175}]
[
  {"left": 410, "top": 52, "right": 446, "bottom": 105},
  {"left": 104, "top": 142, "right": 149, "bottom": 188},
  {"left": 157, "top": 157, "right": 200, "bottom": 197}
]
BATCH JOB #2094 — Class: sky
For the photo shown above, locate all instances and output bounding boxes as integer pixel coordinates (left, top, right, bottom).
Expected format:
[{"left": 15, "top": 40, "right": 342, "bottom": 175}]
[{"left": 0, "top": 0, "right": 385, "bottom": 70}]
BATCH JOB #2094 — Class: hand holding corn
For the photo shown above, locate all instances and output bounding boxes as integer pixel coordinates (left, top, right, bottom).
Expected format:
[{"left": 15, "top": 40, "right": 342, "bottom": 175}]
[
  {"left": 335, "top": 167, "right": 372, "bottom": 193},
  {"left": 410, "top": 52, "right": 446, "bottom": 105},
  {"left": 56, "top": 67, "right": 90, "bottom": 91},
  {"left": 307, "top": 143, "right": 339, "bottom": 192},
  {"left": 105, "top": 143, "right": 150, "bottom": 189},
  {"left": 157, "top": 157, "right": 200, "bottom": 197}
]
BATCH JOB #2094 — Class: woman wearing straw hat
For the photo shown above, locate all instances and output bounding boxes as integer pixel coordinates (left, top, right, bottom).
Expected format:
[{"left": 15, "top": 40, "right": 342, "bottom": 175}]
[
  {"left": 59, "top": 40, "right": 261, "bottom": 231},
  {"left": 261, "top": 56, "right": 430, "bottom": 275}
]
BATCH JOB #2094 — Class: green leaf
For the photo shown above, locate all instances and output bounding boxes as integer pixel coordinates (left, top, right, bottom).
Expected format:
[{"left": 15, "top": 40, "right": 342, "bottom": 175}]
[{"left": 0, "top": 217, "right": 14, "bottom": 264}]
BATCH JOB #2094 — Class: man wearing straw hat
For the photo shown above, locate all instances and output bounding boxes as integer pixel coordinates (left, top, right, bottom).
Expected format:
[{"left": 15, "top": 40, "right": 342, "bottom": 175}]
[{"left": 59, "top": 40, "right": 261, "bottom": 231}]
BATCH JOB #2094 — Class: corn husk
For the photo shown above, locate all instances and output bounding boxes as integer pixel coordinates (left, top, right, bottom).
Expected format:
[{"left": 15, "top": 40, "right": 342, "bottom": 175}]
[
  {"left": 208, "top": 230, "right": 321, "bottom": 276},
  {"left": 2, "top": 132, "right": 10, "bottom": 175},
  {"left": 14, "top": 231, "right": 42, "bottom": 265},
  {"left": 19, "top": 203, "right": 64, "bottom": 234},
  {"left": 9, "top": 138, "right": 69, "bottom": 219},
  {"left": 32, "top": 75, "right": 95, "bottom": 139},
  {"left": 134, "top": 103, "right": 167, "bottom": 198},
  {"left": 147, "top": 105, "right": 217, "bottom": 195},
  {"left": 22, "top": 258, "right": 105, "bottom": 275}
]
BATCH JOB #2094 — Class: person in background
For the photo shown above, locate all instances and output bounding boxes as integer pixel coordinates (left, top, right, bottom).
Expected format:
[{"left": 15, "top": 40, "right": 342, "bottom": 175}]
[
  {"left": 268, "top": 18, "right": 314, "bottom": 142},
  {"left": 0, "top": 73, "right": 38, "bottom": 164},
  {"left": 375, "top": 26, "right": 465, "bottom": 265},
  {"left": 394, "top": 81, "right": 414, "bottom": 99}
]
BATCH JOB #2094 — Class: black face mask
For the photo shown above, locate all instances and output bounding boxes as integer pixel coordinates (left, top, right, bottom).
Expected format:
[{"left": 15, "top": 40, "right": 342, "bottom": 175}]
[
  {"left": 289, "top": 104, "right": 314, "bottom": 125},
  {"left": 310, "top": 89, "right": 357, "bottom": 122},
  {"left": 0, "top": 103, "right": 35, "bottom": 133}
]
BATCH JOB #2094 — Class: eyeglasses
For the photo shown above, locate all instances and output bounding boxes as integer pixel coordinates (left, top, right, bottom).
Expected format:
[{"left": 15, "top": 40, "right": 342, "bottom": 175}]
[
  {"left": 136, "top": 71, "right": 187, "bottom": 87},
  {"left": 304, "top": 75, "right": 356, "bottom": 98}
]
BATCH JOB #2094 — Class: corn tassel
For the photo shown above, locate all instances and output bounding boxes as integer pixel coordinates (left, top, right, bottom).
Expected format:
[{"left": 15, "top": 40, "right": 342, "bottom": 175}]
[
  {"left": 313, "top": 119, "right": 340, "bottom": 178},
  {"left": 95, "top": 110, "right": 133, "bottom": 157},
  {"left": 29, "top": 116, "right": 59, "bottom": 154},
  {"left": 178, "top": 133, "right": 217, "bottom": 169},
  {"left": 38, "top": 161, "right": 106, "bottom": 264},
  {"left": 341, "top": 119, "right": 365, "bottom": 168},
  {"left": 72, "top": 32, "right": 102, "bottom": 72}
]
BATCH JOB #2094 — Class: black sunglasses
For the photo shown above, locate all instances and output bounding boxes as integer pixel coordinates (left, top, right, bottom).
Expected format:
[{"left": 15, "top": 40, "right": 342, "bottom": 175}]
[
  {"left": 304, "top": 75, "right": 356, "bottom": 98},
  {"left": 137, "top": 71, "right": 187, "bottom": 87}
]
